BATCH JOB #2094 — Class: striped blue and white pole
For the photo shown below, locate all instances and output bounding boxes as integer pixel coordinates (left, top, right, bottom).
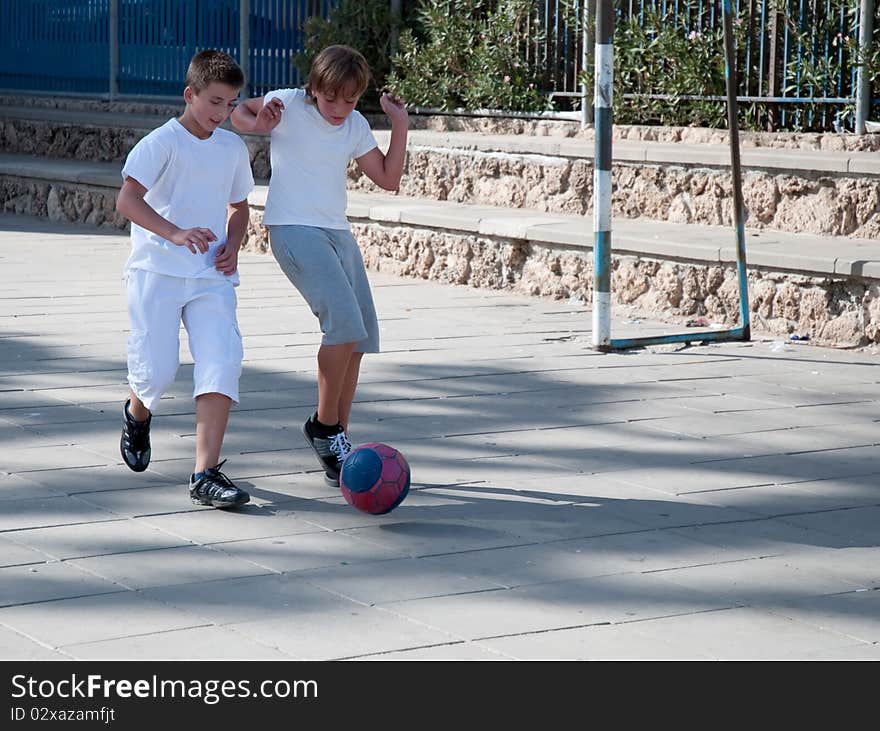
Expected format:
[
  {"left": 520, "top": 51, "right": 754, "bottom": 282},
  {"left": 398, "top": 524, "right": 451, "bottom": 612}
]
[{"left": 592, "top": 0, "right": 614, "bottom": 351}]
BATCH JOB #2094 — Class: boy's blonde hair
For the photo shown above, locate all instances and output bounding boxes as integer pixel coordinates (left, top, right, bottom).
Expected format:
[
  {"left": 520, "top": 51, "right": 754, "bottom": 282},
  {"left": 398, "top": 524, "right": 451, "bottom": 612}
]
[
  {"left": 185, "top": 49, "right": 245, "bottom": 94},
  {"left": 305, "top": 45, "right": 371, "bottom": 102}
]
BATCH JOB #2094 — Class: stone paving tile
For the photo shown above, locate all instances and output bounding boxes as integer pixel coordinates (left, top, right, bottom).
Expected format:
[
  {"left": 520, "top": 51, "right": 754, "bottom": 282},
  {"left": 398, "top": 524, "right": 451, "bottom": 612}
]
[
  {"left": 725, "top": 425, "right": 880, "bottom": 455},
  {"left": 0, "top": 534, "right": 54, "bottom": 567},
  {"left": 358, "top": 641, "right": 509, "bottom": 660},
  {"left": 229, "top": 604, "right": 459, "bottom": 660},
  {"left": 602, "top": 606, "right": 870, "bottom": 660},
  {"left": 383, "top": 571, "right": 734, "bottom": 641},
  {"left": 2, "top": 464, "right": 178, "bottom": 494},
  {"left": 0, "top": 471, "right": 65, "bottom": 500},
  {"left": 683, "top": 478, "right": 880, "bottom": 519},
  {"left": 65, "top": 625, "right": 294, "bottom": 660},
  {"left": 781, "top": 546, "right": 880, "bottom": 588},
  {"left": 0, "top": 494, "right": 117, "bottom": 532},
  {"left": 0, "top": 422, "right": 66, "bottom": 449},
  {"left": 794, "top": 643, "right": 880, "bottom": 659},
  {"left": 764, "top": 588, "right": 880, "bottom": 644},
  {"left": 649, "top": 553, "right": 866, "bottom": 606},
  {"left": 377, "top": 485, "right": 648, "bottom": 543},
  {"left": 67, "top": 545, "right": 273, "bottom": 590},
  {"left": 324, "top": 517, "right": 529, "bottom": 556},
  {"left": 477, "top": 621, "right": 715, "bottom": 660},
  {"left": 777, "top": 505, "right": 880, "bottom": 548},
  {"left": 0, "top": 625, "right": 69, "bottom": 659},
  {"left": 2, "top": 443, "right": 112, "bottom": 473},
  {"left": 297, "top": 556, "right": 506, "bottom": 604},
  {"left": 0, "top": 561, "right": 123, "bottom": 607},
  {"left": 0, "top": 591, "right": 209, "bottom": 648},
  {"left": 211, "top": 530, "right": 408, "bottom": 574},
  {"left": 139, "top": 573, "right": 366, "bottom": 627},
  {"left": 137, "top": 504, "right": 329, "bottom": 545},
  {"left": 421, "top": 528, "right": 752, "bottom": 590},
  {"left": 6, "top": 520, "right": 192, "bottom": 560}
]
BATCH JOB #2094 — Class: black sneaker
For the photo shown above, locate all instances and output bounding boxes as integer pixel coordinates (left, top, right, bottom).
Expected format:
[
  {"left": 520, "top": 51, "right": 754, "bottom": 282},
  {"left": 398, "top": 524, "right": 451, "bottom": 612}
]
[
  {"left": 189, "top": 460, "right": 250, "bottom": 509},
  {"left": 302, "top": 414, "right": 352, "bottom": 487},
  {"left": 120, "top": 399, "right": 151, "bottom": 472}
]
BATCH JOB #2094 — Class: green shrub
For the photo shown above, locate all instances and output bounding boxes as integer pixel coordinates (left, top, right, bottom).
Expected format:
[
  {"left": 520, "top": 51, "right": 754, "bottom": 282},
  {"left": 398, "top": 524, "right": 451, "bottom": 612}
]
[{"left": 385, "top": 0, "right": 548, "bottom": 113}]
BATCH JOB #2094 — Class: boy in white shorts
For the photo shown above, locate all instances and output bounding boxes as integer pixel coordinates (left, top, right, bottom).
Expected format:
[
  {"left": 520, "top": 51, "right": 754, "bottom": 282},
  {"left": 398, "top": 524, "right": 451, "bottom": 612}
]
[
  {"left": 231, "top": 44, "right": 408, "bottom": 487},
  {"left": 116, "top": 49, "right": 254, "bottom": 509}
]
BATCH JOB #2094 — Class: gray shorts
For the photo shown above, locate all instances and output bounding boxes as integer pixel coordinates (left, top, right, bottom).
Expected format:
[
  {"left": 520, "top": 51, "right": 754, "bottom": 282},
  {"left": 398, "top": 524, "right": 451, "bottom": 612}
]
[{"left": 269, "top": 225, "right": 380, "bottom": 353}]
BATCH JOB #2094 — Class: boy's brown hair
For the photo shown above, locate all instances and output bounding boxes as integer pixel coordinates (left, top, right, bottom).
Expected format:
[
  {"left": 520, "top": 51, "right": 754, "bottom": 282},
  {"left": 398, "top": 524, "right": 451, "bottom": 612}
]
[
  {"left": 305, "top": 45, "right": 371, "bottom": 102},
  {"left": 185, "top": 49, "right": 245, "bottom": 93}
]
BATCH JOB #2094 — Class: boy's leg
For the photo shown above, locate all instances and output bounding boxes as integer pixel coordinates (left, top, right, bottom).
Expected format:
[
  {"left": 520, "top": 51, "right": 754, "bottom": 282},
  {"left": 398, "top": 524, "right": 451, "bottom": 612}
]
[
  {"left": 194, "top": 392, "right": 232, "bottom": 473},
  {"left": 127, "top": 391, "right": 151, "bottom": 422},
  {"left": 269, "top": 226, "right": 378, "bottom": 484},
  {"left": 316, "top": 342, "right": 356, "bottom": 427},
  {"left": 336, "top": 351, "right": 364, "bottom": 432},
  {"left": 182, "top": 279, "right": 249, "bottom": 508},
  {"left": 121, "top": 270, "right": 184, "bottom": 472}
]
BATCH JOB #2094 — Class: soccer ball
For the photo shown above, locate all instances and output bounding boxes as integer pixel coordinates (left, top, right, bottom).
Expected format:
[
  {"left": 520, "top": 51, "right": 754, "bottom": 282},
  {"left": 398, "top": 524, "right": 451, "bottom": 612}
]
[{"left": 339, "top": 442, "right": 410, "bottom": 515}]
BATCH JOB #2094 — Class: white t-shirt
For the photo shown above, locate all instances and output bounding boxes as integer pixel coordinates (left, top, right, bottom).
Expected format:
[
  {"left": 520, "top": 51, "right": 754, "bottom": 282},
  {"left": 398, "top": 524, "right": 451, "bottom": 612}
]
[
  {"left": 121, "top": 118, "right": 254, "bottom": 284},
  {"left": 261, "top": 88, "right": 378, "bottom": 229}
]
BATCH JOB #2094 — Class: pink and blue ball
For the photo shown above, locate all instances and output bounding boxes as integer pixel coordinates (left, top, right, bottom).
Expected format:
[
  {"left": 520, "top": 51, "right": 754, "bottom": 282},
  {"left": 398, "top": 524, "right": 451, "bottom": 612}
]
[{"left": 340, "top": 442, "right": 410, "bottom": 515}]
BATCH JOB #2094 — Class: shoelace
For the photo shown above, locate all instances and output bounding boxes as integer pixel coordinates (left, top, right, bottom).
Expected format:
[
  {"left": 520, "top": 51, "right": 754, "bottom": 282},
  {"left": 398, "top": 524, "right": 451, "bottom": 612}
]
[
  {"left": 197, "top": 460, "right": 237, "bottom": 494},
  {"left": 328, "top": 431, "right": 352, "bottom": 460}
]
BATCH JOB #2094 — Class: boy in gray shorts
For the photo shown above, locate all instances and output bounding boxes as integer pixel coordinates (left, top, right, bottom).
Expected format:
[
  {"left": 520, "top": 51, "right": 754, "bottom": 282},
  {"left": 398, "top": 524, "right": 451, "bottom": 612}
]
[{"left": 231, "top": 45, "right": 409, "bottom": 486}]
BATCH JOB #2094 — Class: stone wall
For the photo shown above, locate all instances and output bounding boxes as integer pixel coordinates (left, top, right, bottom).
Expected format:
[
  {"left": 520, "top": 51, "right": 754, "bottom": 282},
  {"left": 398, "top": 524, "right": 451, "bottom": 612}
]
[
  {"left": 348, "top": 150, "right": 880, "bottom": 238},
  {"left": 244, "top": 217, "right": 880, "bottom": 348},
  {"left": 5, "top": 108, "right": 880, "bottom": 239},
  {"left": 1, "top": 119, "right": 144, "bottom": 163},
  {"left": 0, "top": 176, "right": 126, "bottom": 228}
]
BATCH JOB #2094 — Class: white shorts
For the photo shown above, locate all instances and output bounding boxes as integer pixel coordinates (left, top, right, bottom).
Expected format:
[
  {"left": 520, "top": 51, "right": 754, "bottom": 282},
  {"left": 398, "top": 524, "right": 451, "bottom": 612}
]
[{"left": 125, "top": 269, "right": 243, "bottom": 412}]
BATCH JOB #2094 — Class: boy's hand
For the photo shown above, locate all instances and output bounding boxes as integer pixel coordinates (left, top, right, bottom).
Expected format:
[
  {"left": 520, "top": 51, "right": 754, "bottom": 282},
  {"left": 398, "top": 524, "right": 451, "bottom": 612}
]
[
  {"left": 380, "top": 92, "right": 408, "bottom": 126},
  {"left": 213, "top": 242, "right": 240, "bottom": 275},
  {"left": 254, "top": 97, "right": 285, "bottom": 133},
  {"left": 169, "top": 226, "right": 216, "bottom": 254}
]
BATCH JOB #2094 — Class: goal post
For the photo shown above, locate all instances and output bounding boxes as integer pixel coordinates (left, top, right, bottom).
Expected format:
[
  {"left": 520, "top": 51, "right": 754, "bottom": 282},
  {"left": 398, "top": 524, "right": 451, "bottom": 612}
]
[{"left": 591, "top": 0, "right": 751, "bottom": 351}]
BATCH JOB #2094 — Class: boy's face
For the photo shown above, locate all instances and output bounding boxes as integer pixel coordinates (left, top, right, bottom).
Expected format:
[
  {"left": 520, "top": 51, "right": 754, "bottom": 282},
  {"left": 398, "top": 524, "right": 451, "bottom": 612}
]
[
  {"left": 181, "top": 81, "right": 240, "bottom": 138},
  {"left": 313, "top": 82, "right": 361, "bottom": 126}
]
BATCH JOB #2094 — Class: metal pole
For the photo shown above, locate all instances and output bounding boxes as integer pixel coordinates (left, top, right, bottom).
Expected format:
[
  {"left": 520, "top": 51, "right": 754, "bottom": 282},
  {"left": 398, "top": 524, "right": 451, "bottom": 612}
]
[
  {"left": 722, "top": 0, "right": 750, "bottom": 338},
  {"left": 591, "top": 0, "right": 613, "bottom": 350},
  {"left": 855, "top": 0, "right": 874, "bottom": 134},
  {"left": 240, "top": 0, "right": 251, "bottom": 98},
  {"left": 390, "top": 0, "right": 402, "bottom": 62},
  {"left": 109, "top": 0, "right": 118, "bottom": 100},
  {"left": 581, "top": 0, "right": 595, "bottom": 127}
]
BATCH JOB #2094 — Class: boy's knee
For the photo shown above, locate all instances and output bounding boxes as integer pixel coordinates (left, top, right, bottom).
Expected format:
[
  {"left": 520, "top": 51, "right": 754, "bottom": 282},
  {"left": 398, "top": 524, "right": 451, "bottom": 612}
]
[{"left": 193, "top": 360, "right": 241, "bottom": 403}]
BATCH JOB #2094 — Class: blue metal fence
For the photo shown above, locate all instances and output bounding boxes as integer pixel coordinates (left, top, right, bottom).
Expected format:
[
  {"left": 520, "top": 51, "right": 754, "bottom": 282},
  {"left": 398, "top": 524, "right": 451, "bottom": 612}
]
[
  {"left": 0, "top": 0, "right": 110, "bottom": 94},
  {"left": 0, "top": 0, "right": 335, "bottom": 98}
]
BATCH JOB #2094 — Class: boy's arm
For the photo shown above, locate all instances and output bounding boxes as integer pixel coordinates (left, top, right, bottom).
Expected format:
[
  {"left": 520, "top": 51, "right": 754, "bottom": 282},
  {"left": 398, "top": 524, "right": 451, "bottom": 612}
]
[
  {"left": 116, "top": 176, "right": 216, "bottom": 253},
  {"left": 230, "top": 96, "right": 285, "bottom": 134},
  {"left": 355, "top": 92, "right": 409, "bottom": 192},
  {"left": 214, "top": 199, "right": 250, "bottom": 276}
]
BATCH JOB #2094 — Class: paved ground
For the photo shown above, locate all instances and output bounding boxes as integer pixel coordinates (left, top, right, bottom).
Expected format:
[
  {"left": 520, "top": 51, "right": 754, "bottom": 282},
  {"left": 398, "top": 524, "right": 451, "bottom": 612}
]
[{"left": 1, "top": 214, "right": 879, "bottom": 660}]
